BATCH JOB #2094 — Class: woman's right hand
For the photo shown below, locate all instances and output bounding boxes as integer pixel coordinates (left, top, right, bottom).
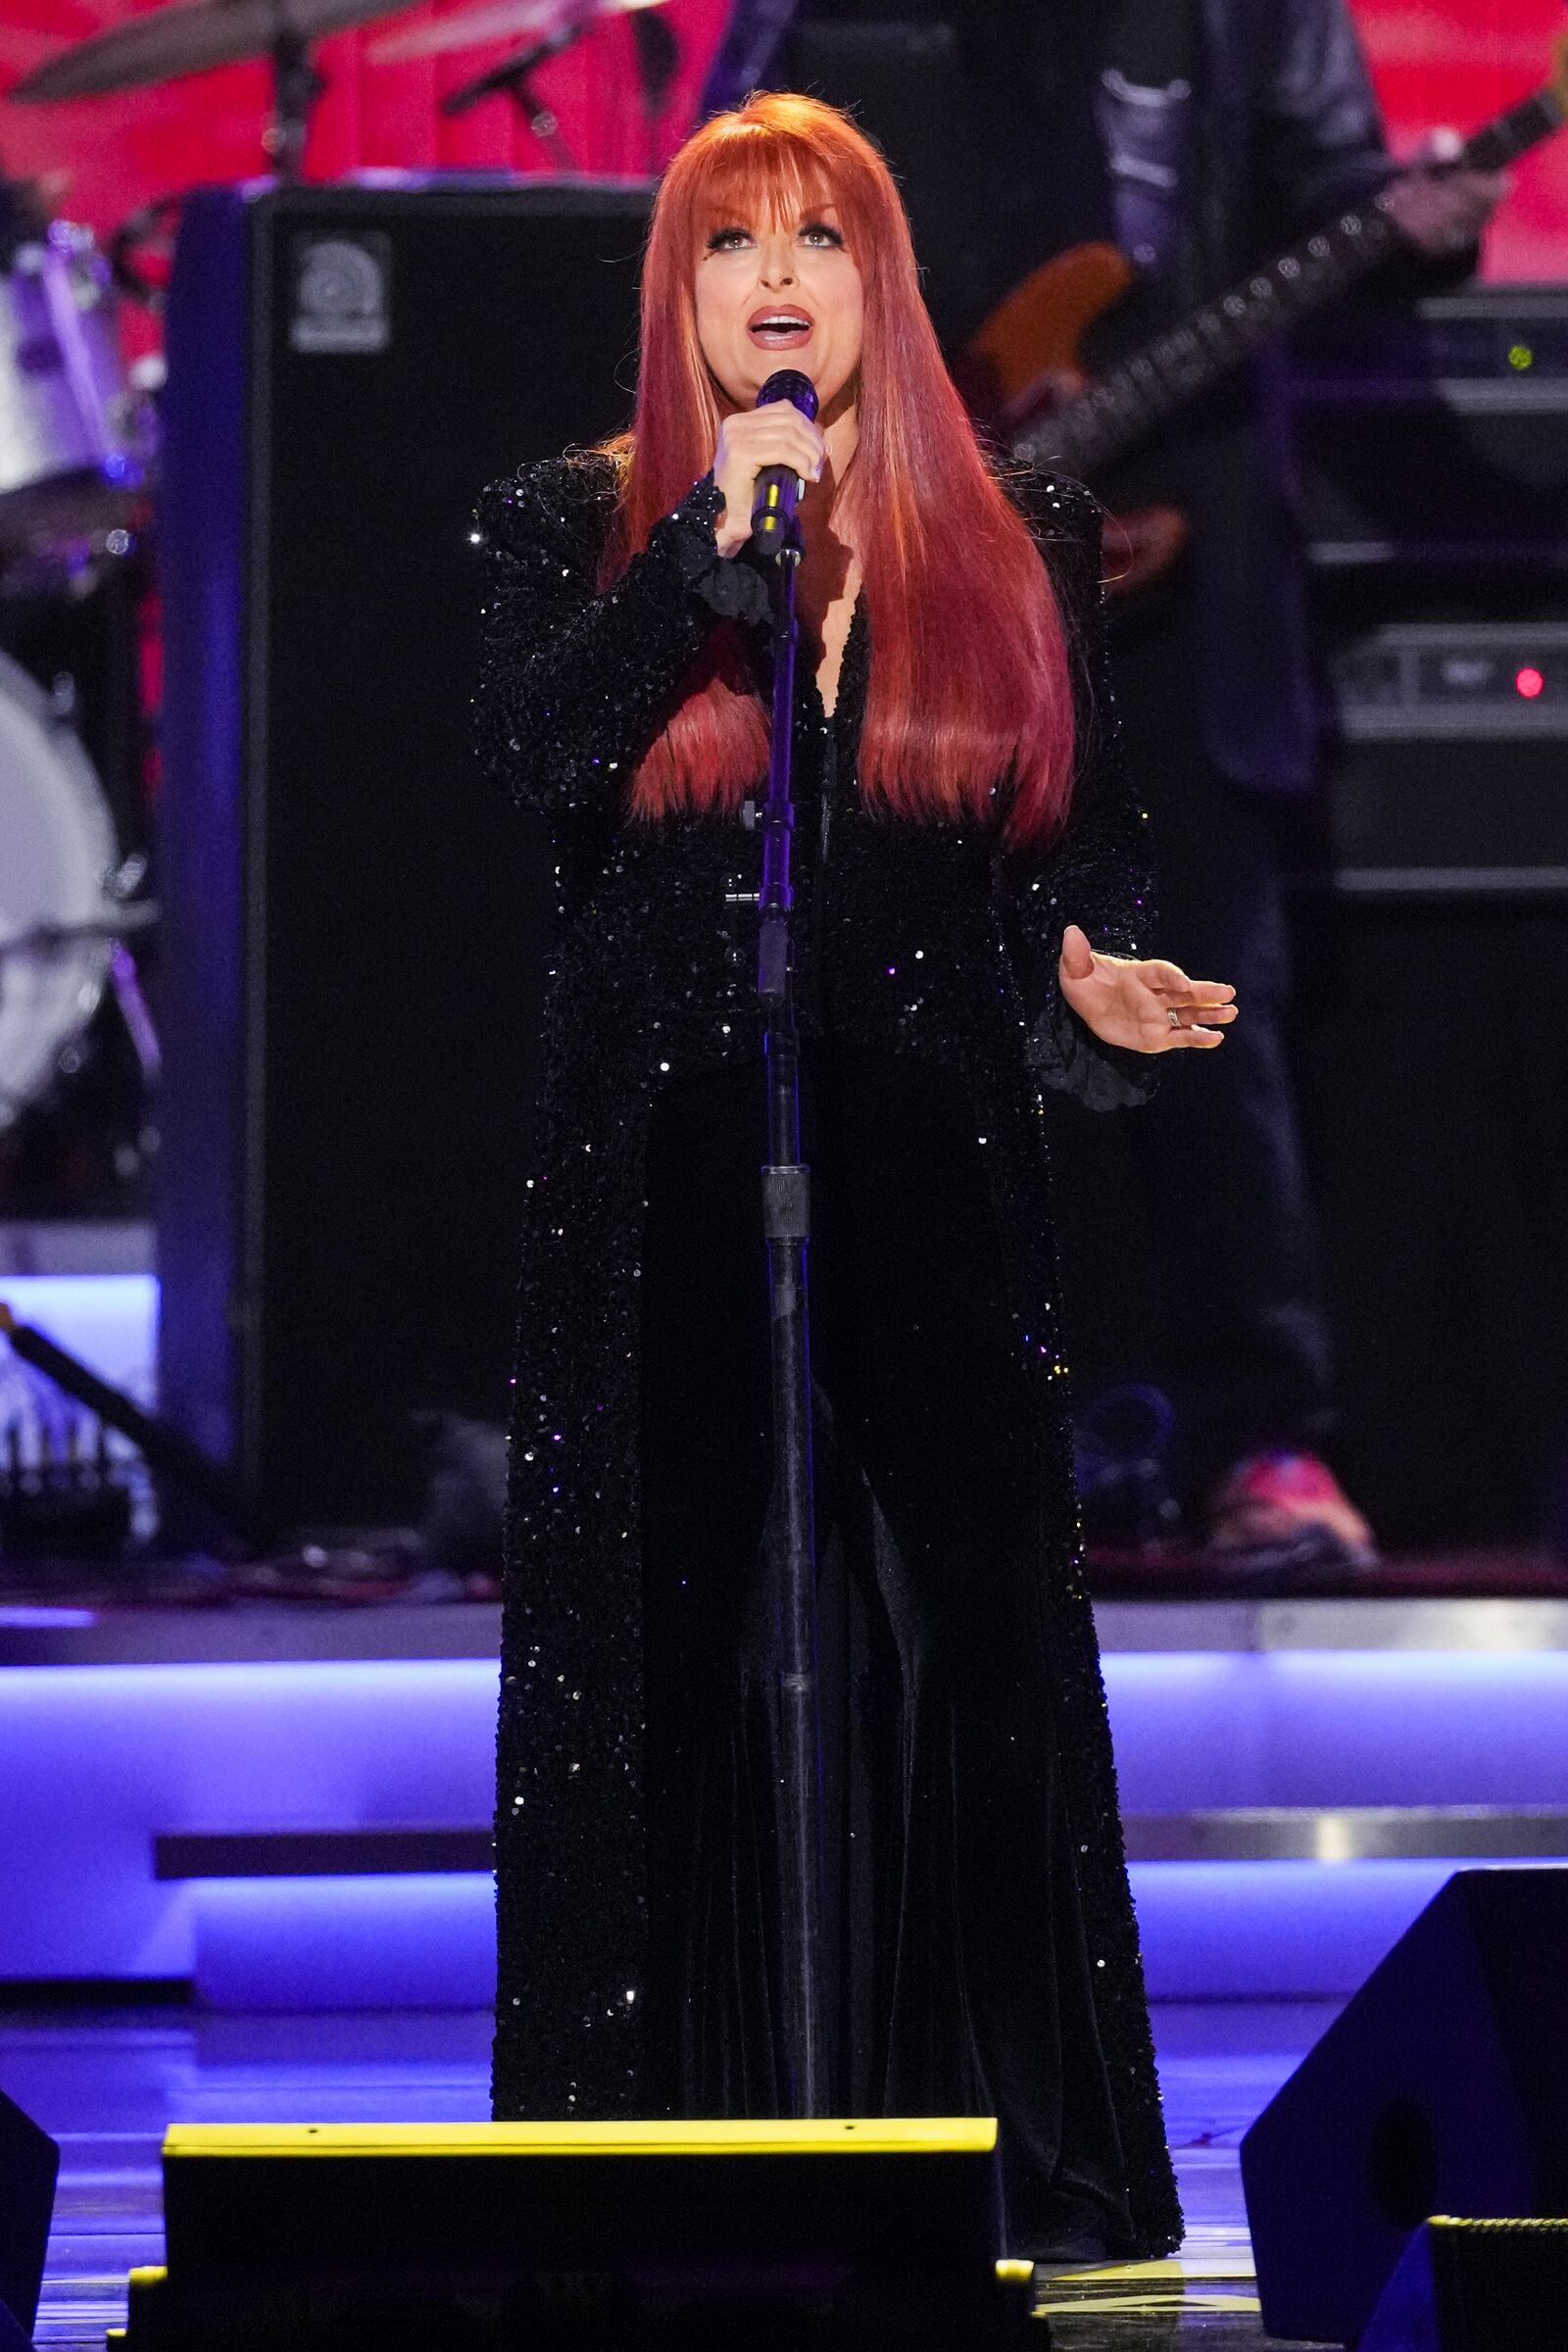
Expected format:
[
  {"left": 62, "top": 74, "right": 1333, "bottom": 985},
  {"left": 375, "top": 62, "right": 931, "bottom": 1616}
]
[{"left": 710, "top": 405, "right": 826, "bottom": 559}]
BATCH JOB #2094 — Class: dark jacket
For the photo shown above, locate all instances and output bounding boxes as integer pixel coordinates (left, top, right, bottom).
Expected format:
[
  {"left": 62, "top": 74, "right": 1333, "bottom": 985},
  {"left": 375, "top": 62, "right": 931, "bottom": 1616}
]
[
  {"left": 474, "top": 454, "right": 1182, "bottom": 2253},
  {"left": 473, "top": 456, "right": 1156, "bottom": 1108}
]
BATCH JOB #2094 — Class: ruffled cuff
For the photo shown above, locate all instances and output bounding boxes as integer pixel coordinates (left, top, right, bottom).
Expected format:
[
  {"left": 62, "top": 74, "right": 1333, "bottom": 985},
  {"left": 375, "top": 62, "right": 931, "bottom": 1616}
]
[
  {"left": 1025, "top": 982, "right": 1160, "bottom": 1112},
  {"left": 660, "top": 472, "right": 772, "bottom": 627}
]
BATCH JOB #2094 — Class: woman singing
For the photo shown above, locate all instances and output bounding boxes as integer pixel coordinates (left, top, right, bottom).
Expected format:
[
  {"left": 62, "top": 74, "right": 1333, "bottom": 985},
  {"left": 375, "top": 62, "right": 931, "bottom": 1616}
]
[{"left": 474, "top": 91, "right": 1234, "bottom": 2262}]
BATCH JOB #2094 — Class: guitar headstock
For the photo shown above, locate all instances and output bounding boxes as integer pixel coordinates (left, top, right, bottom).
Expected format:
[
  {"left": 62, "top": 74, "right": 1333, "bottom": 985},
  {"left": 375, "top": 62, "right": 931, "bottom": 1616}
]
[{"left": 1549, "top": 26, "right": 1568, "bottom": 121}]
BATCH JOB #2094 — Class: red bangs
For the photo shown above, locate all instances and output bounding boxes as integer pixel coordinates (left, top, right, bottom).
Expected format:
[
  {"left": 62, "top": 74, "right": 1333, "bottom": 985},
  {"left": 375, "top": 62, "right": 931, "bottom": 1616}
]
[
  {"left": 604, "top": 93, "right": 1079, "bottom": 849},
  {"left": 684, "top": 145, "right": 841, "bottom": 245}
]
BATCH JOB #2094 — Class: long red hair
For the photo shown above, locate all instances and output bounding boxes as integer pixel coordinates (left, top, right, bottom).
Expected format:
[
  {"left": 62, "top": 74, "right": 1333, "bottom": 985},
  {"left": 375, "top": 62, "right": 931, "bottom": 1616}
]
[{"left": 608, "top": 92, "right": 1077, "bottom": 847}]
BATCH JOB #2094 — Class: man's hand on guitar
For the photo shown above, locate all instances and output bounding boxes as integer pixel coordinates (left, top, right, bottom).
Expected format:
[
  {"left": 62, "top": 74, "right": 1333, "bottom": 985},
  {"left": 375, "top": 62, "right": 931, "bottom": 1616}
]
[
  {"left": 1384, "top": 127, "right": 1507, "bottom": 256},
  {"left": 1057, "top": 924, "right": 1238, "bottom": 1054}
]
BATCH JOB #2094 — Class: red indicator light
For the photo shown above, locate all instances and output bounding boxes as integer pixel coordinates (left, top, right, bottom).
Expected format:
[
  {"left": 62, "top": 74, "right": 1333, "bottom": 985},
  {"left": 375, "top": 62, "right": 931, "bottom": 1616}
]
[{"left": 1516, "top": 666, "right": 1545, "bottom": 699}]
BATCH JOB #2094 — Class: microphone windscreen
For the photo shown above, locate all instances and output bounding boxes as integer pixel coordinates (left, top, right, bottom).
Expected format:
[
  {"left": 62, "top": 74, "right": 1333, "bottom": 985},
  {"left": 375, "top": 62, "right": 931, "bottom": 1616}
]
[{"left": 756, "top": 369, "right": 818, "bottom": 419}]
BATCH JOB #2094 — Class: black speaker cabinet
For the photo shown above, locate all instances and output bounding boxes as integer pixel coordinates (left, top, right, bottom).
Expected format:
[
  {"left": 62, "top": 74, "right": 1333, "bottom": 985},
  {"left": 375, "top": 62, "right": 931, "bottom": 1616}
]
[
  {"left": 1297, "top": 563, "right": 1568, "bottom": 1546},
  {"left": 1242, "top": 1870, "right": 1568, "bottom": 2349},
  {"left": 0, "top": 2084, "right": 59, "bottom": 2343},
  {"left": 157, "top": 179, "right": 650, "bottom": 1533},
  {"left": 1295, "top": 886, "right": 1568, "bottom": 1549}
]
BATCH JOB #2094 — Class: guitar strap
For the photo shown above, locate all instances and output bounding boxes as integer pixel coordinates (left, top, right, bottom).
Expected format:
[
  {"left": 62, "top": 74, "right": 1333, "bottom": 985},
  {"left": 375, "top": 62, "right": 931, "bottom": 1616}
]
[{"left": 1097, "top": 0, "right": 1198, "bottom": 295}]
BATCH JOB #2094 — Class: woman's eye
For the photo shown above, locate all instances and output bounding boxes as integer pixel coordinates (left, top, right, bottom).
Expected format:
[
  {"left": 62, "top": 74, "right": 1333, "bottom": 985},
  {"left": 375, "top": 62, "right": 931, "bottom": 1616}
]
[
  {"left": 800, "top": 220, "right": 845, "bottom": 248},
  {"left": 706, "top": 226, "right": 750, "bottom": 252}
]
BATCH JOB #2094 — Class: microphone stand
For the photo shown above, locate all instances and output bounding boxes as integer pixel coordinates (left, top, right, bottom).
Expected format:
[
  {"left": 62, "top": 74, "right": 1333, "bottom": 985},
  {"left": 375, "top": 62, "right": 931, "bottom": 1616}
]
[{"left": 758, "top": 512, "right": 828, "bottom": 2117}]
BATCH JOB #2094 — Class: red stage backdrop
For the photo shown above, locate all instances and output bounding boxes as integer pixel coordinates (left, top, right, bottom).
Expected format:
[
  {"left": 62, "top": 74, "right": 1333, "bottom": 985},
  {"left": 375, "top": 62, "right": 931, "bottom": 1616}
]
[
  {"left": 0, "top": 0, "right": 728, "bottom": 336},
  {"left": 0, "top": 0, "right": 1564, "bottom": 331},
  {"left": 1361, "top": 0, "right": 1568, "bottom": 276}
]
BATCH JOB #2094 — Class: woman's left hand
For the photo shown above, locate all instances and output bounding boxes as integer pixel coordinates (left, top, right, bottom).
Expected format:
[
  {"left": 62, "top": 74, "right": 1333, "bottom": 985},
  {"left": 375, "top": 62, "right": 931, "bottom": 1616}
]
[{"left": 1057, "top": 922, "right": 1238, "bottom": 1054}]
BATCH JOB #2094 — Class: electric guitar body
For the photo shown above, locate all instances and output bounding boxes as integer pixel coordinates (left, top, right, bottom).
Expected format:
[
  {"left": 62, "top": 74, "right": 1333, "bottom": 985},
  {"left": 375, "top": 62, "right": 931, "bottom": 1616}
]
[
  {"left": 961, "top": 240, "right": 1191, "bottom": 598},
  {"left": 965, "top": 238, "right": 1134, "bottom": 415}
]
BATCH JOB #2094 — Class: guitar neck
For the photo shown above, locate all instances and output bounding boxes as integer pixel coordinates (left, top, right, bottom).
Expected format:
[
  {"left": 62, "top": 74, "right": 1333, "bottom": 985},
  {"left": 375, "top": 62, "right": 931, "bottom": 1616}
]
[{"left": 1020, "top": 82, "right": 1565, "bottom": 481}]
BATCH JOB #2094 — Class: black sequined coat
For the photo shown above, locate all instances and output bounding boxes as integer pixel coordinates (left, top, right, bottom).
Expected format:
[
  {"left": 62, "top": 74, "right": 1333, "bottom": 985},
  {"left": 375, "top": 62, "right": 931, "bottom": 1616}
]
[{"left": 473, "top": 451, "right": 1181, "bottom": 2257}]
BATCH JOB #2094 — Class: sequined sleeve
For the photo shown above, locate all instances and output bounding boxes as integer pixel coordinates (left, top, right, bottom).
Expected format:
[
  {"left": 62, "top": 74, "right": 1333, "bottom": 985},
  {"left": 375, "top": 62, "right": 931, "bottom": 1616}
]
[
  {"left": 472, "top": 456, "right": 736, "bottom": 817},
  {"left": 1001, "top": 478, "right": 1160, "bottom": 1113}
]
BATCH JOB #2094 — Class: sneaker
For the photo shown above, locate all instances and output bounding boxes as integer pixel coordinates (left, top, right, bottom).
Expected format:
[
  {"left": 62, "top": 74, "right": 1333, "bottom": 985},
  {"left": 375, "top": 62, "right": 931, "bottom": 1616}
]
[{"left": 1204, "top": 1450, "right": 1378, "bottom": 1581}]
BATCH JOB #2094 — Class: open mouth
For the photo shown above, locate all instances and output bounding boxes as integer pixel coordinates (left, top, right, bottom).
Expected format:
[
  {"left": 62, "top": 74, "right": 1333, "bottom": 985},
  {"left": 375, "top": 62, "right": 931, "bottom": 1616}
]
[{"left": 748, "top": 308, "right": 813, "bottom": 347}]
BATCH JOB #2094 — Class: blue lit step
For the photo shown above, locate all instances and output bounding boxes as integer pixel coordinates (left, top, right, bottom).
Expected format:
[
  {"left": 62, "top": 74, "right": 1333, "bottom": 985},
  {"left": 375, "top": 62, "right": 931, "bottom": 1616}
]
[
  {"left": 5, "top": 1603, "right": 1568, "bottom": 2005},
  {"left": 1101, "top": 1602, "right": 1568, "bottom": 1995},
  {"left": 1128, "top": 1859, "right": 1568, "bottom": 1999},
  {"left": 146, "top": 1816, "right": 1568, "bottom": 2006},
  {"left": 1101, "top": 1607, "right": 1568, "bottom": 1813}
]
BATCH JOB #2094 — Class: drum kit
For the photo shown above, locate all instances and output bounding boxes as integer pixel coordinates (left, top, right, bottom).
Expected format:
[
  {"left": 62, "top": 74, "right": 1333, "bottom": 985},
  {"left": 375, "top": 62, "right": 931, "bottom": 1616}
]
[{"left": 0, "top": 0, "right": 672, "bottom": 1154}]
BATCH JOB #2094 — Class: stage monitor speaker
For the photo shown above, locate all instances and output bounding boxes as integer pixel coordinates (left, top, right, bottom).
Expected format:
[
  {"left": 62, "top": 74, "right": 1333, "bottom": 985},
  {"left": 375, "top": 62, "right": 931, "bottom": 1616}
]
[
  {"left": 1360, "top": 2218, "right": 1568, "bottom": 2352},
  {"left": 118, "top": 2119, "right": 1029, "bottom": 2348},
  {"left": 156, "top": 180, "right": 651, "bottom": 1536},
  {"left": 1242, "top": 1870, "right": 1568, "bottom": 2349},
  {"left": 0, "top": 2082, "right": 60, "bottom": 2341}
]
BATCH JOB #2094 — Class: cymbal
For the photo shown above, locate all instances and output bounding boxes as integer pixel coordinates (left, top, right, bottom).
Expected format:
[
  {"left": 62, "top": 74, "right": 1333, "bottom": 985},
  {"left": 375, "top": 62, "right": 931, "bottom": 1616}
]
[
  {"left": 369, "top": 0, "right": 660, "bottom": 67},
  {"left": 9, "top": 0, "right": 413, "bottom": 104}
]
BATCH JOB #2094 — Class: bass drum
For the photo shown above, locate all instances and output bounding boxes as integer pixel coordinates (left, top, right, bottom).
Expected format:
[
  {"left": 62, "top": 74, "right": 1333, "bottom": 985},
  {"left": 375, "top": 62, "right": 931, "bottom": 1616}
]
[{"left": 0, "top": 644, "right": 121, "bottom": 1132}]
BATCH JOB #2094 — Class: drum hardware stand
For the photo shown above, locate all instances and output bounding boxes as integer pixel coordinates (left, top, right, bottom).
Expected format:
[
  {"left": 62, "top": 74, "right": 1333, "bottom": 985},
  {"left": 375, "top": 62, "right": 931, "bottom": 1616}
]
[
  {"left": 109, "top": 942, "right": 162, "bottom": 1087},
  {"left": 756, "top": 496, "right": 828, "bottom": 2120},
  {"left": 1, "top": 1412, "right": 132, "bottom": 1563},
  {"left": 630, "top": 12, "right": 681, "bottom": 172},
  {"left": 441, "top": 23, "right": 582, "bottom": 167},
  {"left": 109, "top": 193, "right": 185, "bottom": 315},
  {"left": 0, "top": 906, "right": 159, "bottom": 963},
  {"left": 0, "top": 1301, "right": 257, "bottom": 1547},
  {"left": 265, "top": 29, "right": 326, "bottom": 183},
  {"left": 0, "top": 906, "right": 172, "bottom": 1095}
]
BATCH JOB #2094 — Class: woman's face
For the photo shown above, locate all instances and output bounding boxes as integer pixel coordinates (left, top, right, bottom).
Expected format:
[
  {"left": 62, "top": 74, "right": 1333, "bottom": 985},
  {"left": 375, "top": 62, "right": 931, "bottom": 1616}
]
[{"left": 693, "top": 196, "right": 864, "bottom": 416}]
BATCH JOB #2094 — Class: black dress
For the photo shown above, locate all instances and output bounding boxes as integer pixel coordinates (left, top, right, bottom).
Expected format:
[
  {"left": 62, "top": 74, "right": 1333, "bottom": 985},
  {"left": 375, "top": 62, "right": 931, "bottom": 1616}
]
[{"left": 472, "top": 452, "right": 1182, "bottom": 2258}]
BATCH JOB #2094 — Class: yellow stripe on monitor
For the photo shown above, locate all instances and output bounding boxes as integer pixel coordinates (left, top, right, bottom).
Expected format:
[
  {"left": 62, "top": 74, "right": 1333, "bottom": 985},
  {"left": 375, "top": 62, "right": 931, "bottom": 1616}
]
[{"left": 163, "top": 2118, "right": 998, "bottom": 2160}]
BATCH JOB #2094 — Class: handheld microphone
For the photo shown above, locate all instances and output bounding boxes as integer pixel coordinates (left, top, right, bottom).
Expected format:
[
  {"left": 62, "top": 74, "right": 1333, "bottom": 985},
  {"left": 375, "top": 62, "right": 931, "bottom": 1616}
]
[{"left": 751, "top": 369, "right": 818, "bottom": 554}]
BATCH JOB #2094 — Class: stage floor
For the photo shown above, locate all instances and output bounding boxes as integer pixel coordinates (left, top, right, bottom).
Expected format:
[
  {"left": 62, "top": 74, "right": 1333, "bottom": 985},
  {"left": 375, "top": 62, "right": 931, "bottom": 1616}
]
[{"left": 2, "top": 1997, "right": 1341, "bottom": 2348}]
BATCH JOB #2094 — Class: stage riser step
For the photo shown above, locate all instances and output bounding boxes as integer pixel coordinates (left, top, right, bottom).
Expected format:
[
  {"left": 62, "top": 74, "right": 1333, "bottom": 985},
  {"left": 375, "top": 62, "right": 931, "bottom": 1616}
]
[
  {"left": 160, "top": 1858, "right": 1564, "bottom": 2008},
  {"left": 5, "top": 1652, "right": 1568, "bottom": 1994}
]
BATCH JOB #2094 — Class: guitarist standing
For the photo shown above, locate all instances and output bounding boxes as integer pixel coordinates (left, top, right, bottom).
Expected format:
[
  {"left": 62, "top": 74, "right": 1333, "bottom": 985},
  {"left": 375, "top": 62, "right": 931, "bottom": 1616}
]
[{"left": 704, "top": 0, "right": 1504, "bottom": 1576}]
